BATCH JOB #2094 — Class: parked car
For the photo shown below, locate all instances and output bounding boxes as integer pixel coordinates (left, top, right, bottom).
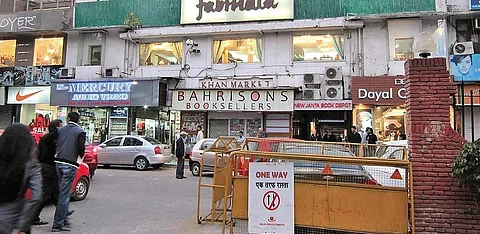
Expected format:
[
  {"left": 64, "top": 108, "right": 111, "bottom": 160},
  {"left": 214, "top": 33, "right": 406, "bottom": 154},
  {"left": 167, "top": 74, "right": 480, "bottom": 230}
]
[
  {"left": 28, "top": 132, "right": 91, "bottom": 201},
  {"left": 84, "top": 141, "right": 99, "bottom": 177},
  {"left": 364, "top": 140, "right": 408, "bottom": 187},
  {"left": 189, "top": 138, "right": 216, "bottom": 176},
  {"left": 97, "top": 136, "right": 172, "bottom": 170}
]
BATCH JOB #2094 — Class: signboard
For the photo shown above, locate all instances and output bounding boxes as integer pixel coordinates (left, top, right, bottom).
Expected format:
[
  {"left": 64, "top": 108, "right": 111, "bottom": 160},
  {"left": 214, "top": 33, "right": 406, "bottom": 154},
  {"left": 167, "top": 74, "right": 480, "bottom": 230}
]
[
  {"left": 198, "top": 77, "right": 274, "bottom": 89},
  {"left": 0, "top": 11, "right": 64, "bottom": 33},
  {"left": 471, "top": 0, "right": 480, "bottom": 10},
  {"left": 110, "top": 107, "right": 128, "bottom": 118},
  {"left": 294, "top": 100, "right": 353, "bottom": 110},
  {"left": 50, "top": 80, "right": 160, "bottom": 107},
  {"left": 172, "top": 90, "right": 294, "bottom": 112},
  {"left": 7, "top": 86, "right": 50, "bottom": 104},
  {"left": 457, "top": 85, "right": 480, "bottom": 105},
  {"left": 450, "top": 54, "right": 480, "bottom": 82},
  {"left": 181, "top": 0, "right": 294, "bottom": 24},
  {"left": 351, "top": 76, "right": 406, "bottom": 105},
  {"left": 249, "top": 162, "right": 294, "bottom": 234}
]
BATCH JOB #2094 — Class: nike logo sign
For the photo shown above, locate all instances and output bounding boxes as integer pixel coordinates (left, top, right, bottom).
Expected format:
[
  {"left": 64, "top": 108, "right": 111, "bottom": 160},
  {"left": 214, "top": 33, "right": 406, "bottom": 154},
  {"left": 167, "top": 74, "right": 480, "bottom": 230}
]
[{"left": 16, "top": 90, "right": 44, "bottom": 101}]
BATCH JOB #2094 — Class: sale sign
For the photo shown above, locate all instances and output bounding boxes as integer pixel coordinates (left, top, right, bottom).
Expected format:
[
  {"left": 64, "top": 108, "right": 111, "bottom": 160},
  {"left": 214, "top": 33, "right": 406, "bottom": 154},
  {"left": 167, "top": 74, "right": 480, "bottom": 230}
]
[{"left": 248, "top": 162, "right": 294, "bottom": 234}]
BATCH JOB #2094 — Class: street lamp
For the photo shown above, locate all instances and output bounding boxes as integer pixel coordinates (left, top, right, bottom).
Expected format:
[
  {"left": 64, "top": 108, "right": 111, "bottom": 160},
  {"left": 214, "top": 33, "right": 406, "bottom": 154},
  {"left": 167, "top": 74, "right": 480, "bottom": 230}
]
[{"left": 413, "top": 31, "right": 438, "bottom": 58}]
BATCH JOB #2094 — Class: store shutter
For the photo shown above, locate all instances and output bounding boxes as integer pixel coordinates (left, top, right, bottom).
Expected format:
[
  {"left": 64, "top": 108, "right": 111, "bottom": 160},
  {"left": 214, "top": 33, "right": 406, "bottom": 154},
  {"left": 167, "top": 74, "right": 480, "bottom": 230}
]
[
  {"left": 265, "top": 113, "right": 291, "bottom": 137},
  {"left": 209, "top": 119, "right": 229, "bottom": 138}
]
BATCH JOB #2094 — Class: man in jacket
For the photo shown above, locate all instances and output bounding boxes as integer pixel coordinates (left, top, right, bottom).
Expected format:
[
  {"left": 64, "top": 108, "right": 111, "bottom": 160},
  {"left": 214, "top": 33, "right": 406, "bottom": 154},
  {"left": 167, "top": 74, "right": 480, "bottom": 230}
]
[
  {"left": 52, "top": 112, "right": 86, "bottom": 232},
  {"left": 365, "top": 127, "right": 378, "bottom": 157},
  {"left": 176, "top": 131, "right": 187, "bottom": 179},
  {"left": 33, "top": 119, "right": 63, "bottom": 226}
]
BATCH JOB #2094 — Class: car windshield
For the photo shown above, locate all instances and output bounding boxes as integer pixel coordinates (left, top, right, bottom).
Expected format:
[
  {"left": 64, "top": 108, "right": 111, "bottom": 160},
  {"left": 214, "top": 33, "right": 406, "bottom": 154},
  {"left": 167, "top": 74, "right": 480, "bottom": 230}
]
[
  {"left": 143, "top": 137, "right": 161, "bottom": 145},
  {"left": 282, "top": 147, "right": 361, "bottom": 170}
]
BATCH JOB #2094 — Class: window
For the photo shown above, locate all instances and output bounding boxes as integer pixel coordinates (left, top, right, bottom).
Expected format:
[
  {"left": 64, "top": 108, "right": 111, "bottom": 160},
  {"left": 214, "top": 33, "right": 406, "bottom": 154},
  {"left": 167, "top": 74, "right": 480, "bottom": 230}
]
[
  {"left": 139, "top": 42, "right": 183, "bottom": 66},
  {"left": 213, "top": 38, "right": 262, "bottom": 64},
  {"left": 394, "top": 38, "right": 414, "bottom": 61},
  {"left": 90, "top": 46, "right": 101, "bottom": 65},
  {"left": 123, "top": 137, "right": 143, "bottom": 146},
  {"left": 201, "top": 140, "right": 214, "bottom": 150},
  {"left": 143, "top": 137, "right": 161, "bottom": 145},
  {"left": 293, "top": 35, "right": 344, "bottom": 61},
  {"left": 33, "top": 37, "right": 64, "bottom": 66},
  {"left": 0, "top": 40, "right": 16, "bottom": 67},
  {"left": 105, "top": 138, "right": 122, "bottom": 147}
]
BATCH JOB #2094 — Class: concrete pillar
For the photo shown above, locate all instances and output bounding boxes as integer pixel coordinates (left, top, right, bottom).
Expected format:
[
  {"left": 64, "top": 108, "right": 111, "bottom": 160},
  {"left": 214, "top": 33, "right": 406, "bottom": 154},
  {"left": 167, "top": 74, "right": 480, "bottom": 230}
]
[{"left": 405, "top": 58, "right": 479, "bottom": 233}]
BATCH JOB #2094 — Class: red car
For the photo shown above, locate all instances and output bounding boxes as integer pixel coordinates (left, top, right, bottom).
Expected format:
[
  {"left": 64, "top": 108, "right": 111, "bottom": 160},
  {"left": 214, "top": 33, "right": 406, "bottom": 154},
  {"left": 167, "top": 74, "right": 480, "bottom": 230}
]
[{"left": 31, "top": 132, "right": 91, "bottom": 201}]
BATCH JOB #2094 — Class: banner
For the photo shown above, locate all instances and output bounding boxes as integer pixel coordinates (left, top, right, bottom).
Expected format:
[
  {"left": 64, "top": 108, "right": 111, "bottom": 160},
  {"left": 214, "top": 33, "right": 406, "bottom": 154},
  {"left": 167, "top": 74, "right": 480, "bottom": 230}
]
[{"left": 450, "top": 54, "right": 480, "bottom": 82}]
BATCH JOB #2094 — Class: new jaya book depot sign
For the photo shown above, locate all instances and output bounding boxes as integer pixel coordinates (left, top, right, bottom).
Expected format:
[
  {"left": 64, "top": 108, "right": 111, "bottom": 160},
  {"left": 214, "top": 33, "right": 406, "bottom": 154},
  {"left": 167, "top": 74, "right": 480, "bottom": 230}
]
[
  {"left": 172, "top": 89, "right": 294, "bottom": 111},
  {"left": 181, "top": 0, "right": 293, "bottom": 24}
]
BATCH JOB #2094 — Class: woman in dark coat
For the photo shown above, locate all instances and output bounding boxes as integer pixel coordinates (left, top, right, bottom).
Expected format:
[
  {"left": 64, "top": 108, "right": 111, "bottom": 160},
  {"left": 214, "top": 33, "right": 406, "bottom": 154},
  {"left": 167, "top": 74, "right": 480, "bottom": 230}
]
[{"left": 0, "top": 124, "right": 42, "bottom": 234}]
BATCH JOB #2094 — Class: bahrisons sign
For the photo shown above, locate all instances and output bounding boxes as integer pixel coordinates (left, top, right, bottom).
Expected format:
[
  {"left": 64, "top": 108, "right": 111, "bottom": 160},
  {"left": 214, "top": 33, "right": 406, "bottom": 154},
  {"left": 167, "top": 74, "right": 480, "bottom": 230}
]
[
  {"left": 173, "top": 89, "right": 294, "bottom": 111},
  {"left": 181, "top": 0, "right": 294, "bottom": 24}
]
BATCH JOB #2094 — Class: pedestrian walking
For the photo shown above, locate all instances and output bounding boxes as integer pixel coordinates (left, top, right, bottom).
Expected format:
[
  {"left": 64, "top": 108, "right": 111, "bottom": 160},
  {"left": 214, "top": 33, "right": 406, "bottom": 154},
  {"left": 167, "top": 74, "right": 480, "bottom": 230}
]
[
  {"left": 347, "top": 126, "right": 362, "bottom": 156},
  {"left": 52, "top": 112, "right": 86, "bottom": 232},
  {"left": 33, "top": 119, "right": 63, "bottom": 226},
  {"left": 176, "top": 131, "right": 188, "bottom": 179},
  {"left": 0, "top": 124, "right": 42, "bottom": 234},
  {"left": 196, "top": 126, "right": 204, "bottom": 142}
]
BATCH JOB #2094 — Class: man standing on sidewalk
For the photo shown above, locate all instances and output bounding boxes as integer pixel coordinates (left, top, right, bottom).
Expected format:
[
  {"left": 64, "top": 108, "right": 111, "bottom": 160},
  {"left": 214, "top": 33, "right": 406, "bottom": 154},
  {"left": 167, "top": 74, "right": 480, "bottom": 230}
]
[
  {"left": 52, "top": 112, "right": 86, "bottom": 232},
  {"left": 176, "top": 131, "right": 187, "bottom": 179}
]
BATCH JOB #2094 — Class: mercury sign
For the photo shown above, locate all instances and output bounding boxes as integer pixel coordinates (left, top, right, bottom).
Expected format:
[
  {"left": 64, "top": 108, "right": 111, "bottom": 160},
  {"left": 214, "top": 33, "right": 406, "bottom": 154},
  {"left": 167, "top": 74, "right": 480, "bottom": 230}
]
[
  {"left": 181, "top": 0, "right": 294, "bottom": 24},
  {"left": 50, "top": 80, "right": 161, "bottom": 107},
  {"left": 172, "top": 90, "right": 294, "bottom": 112}
]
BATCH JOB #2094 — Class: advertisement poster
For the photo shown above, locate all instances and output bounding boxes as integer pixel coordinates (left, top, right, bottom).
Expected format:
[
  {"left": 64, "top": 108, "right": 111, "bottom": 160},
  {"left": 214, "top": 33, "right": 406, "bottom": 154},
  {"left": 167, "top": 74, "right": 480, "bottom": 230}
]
[
  {"left": 450, "top": 54, "right": 480, "bottom": 82},
  {"left": 356, "top": 109, "right": 373, "bottom": 132},
  {"left": 248, "top": 162, "right": 294, "bottom": 234}
]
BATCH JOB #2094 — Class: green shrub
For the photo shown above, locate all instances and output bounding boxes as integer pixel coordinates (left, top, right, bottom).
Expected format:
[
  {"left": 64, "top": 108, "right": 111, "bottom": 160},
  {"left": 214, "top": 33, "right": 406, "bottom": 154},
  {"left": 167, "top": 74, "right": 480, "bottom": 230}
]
[{"left": 453, "top": 139, "right": 480, "bottom": 208}]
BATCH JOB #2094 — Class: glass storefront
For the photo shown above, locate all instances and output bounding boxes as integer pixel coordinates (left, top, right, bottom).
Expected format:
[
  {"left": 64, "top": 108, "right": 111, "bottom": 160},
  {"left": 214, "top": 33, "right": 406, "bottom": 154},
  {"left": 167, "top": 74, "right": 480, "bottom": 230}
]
[
  {"left": 0, "top": 40, "right": 16, "bottom": 67},
  {"left": 353, "top": 105, "right": 406, "bottom": 142},
  {"left": 73, "top": 108, "right": 108, "bottom": 144},
  {"left": 33, "top": 37, "right": 64, "bottom": 66},
  {"left": 20, "top": 104, "right": 63, "bottom": 133}
]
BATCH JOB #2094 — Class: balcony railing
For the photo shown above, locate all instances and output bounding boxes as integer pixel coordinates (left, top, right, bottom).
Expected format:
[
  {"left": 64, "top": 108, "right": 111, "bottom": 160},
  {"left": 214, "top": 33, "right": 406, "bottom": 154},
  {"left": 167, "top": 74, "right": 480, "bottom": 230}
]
[{"left": 5, "top": 0, "right": 74, "bottom": 12}]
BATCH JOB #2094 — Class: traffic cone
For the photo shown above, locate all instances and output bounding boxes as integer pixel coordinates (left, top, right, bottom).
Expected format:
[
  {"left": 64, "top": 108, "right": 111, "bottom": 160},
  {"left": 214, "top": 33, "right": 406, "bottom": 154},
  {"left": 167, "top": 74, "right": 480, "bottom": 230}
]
[
  {"left": 390, "top": 169, "right": 403, "bottom": 180},
  {"left": 321, "top": 164, "right": 333, "bottom": 175}
]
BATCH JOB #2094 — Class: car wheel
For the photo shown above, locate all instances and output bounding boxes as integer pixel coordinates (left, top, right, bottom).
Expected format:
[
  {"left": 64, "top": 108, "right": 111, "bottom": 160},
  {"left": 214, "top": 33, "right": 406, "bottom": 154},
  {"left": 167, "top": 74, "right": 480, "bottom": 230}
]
[
  {"left": 134, "top": 157, "right": 149, "bottom": 171},
  {"left": 73, "top": 176, "right": 89, "bottom": 201},
  {"left": 152, "top": 164, "right": 164, "bottom": 169},
  {"left": 191, "top": 162, "right": 201, "bottom": 177}
]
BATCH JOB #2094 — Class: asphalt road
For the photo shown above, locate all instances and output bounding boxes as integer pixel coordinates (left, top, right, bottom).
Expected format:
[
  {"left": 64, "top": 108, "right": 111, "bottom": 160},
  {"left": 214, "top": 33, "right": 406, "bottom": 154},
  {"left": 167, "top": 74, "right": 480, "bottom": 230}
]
[{"left": 32, "top": 165, "right": 224, "bottom": 234}]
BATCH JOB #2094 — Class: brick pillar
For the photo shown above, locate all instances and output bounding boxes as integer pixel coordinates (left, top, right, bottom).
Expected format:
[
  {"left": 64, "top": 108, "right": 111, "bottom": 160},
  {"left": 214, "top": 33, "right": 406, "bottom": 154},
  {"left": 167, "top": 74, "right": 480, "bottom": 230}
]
[{"left": 405, "top": 58, "right": 479, "bottom": 233}]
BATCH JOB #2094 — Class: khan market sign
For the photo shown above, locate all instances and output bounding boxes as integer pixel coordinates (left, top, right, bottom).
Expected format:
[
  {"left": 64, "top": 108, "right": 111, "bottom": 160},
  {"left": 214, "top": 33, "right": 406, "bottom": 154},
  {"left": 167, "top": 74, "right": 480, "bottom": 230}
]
[
  {"left": 50, "top": 80, "right": 161, "bottom": 107},
  {"left": 294, "top": 100, "right": 353, "bottom": 111},
  {"left": 173, "top": 89, "right": 294, "bottom": 112},
  {"left": 351, "top": 76, "right": 406, "bottom": 105},
  {"left": 199, "top": 77, "right": 274, "bottom": 89},
  {"left": 181, "top": 0, "right": 294, "bottom": 24}
]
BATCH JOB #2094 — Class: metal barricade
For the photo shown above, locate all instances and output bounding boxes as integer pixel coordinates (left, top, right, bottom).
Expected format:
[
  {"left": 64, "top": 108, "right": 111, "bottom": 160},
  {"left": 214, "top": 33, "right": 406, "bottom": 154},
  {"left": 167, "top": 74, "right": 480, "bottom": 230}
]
[
  {"left": 196, "top": 137, "right": 241, "bottom": 233},
  {"left": 226, "top": 138, "right": 413, "bottom": 234}
]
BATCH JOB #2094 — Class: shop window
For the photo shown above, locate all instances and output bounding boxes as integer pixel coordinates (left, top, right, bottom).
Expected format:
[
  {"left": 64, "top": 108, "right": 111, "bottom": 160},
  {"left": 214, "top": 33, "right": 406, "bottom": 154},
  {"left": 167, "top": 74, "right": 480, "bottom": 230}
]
[
  {"left": 90, "top": 46, "right": 102, "bottom": 65},
  {"left": 105, "top": 137, "right": 122, "bottom": 147},
  {"left": 293, "top": 35, "right": 344, "bottom": 62},
  {"left": 213, "top": 38, "right": 262, "bottom": 64},
  {"left": 139, "top": 42, "right": 183, "bottom": 66},
  {"left": 0, "top": 40, "right": 16, "bottom": 67},
  {"left": 123, "top": 137, "right": 143, "bottom": 146},
  {"left": 33, "top": 37, "right": 64, "bottom": 66},
  {"left": 394, "top": 38, "right": 414, "bottom": 61}
]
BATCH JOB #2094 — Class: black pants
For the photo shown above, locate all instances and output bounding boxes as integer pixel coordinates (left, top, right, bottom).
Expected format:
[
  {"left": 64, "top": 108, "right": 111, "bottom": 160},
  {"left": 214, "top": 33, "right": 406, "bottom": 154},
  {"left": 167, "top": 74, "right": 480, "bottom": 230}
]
[
  {"left": 176, "top": 156, "right": 185, "bottom": 178},
  {"left": 34, "top": 163, "right": 59, "bottom": 219}
]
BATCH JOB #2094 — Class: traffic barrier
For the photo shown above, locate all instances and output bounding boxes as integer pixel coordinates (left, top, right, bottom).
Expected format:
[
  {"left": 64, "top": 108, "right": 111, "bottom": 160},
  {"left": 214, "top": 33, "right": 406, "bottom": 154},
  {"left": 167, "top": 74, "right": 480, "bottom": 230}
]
[{"left": 225, "top": 138, "right": 413, "bottom": 234}]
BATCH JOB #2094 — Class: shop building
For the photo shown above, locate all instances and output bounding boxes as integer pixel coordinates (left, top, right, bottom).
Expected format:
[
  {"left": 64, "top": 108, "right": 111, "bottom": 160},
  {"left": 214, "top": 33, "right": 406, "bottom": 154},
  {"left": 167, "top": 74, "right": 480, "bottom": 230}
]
[
  {"left": 0, "top": 0, "right": 73, "bottom": 128},
  {"left": 351, "top": 76, "right": 406, "bottom": 142},
  {"left": 455, "top": 84, "right": 480, "bottom": 142},
  {"left": 50, "top": 79, "right": 168, "bottom": 144}
]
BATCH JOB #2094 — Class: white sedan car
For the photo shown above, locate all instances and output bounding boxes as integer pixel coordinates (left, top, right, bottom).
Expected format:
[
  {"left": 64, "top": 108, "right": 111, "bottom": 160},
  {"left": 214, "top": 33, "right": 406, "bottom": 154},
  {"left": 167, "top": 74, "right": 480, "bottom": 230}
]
[
  {"left": 97, "top": 136, "right": 172, "bottom": 170},
  {"left": 364, "top": 140, "right": 408, "bottom": 187}
]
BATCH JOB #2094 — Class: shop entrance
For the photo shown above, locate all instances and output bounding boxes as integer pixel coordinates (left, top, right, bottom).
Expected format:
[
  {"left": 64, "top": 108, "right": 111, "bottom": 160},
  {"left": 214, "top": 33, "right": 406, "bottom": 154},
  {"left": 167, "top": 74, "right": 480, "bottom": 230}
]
[{"left": 293, "top": 110, "right": 351, "bottom": 141}]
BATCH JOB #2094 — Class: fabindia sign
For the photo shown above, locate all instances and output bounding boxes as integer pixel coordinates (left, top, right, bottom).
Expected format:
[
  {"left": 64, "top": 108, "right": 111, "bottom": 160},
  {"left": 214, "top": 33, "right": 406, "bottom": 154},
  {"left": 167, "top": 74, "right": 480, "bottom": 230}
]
[
  {"left": 181, "top": 0, "right": 294, "bottom": 24},
  {"left": 172, "top": 90, "right": 294, "bottom": 111},
  {"left": 50, "top": 80, "right": 161, "bottom": 107}
]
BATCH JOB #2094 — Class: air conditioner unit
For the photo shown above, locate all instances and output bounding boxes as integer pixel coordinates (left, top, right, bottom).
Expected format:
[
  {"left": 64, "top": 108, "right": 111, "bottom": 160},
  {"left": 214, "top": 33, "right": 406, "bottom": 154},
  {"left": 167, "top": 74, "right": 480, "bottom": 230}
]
[
  {"left": 325, "top": 67, "right": 343, "bottom": 81},
  {"left": 303, "top": 73, "right": 321, "bottom": 84},
  {"left": 104, "top": 67, "right": 120, "bottom": 78},
  {"left": 59, "top": 68, "right": 75, "bottom": 79},
  {"left": 323, "top": 86, "right": 343, "bottom": 100},
  {"left": 453, "top": 41, "right": 474, "bottom": 55},
  {"left": 303, "top": 88, "right": 321, "bottom": 100}
]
